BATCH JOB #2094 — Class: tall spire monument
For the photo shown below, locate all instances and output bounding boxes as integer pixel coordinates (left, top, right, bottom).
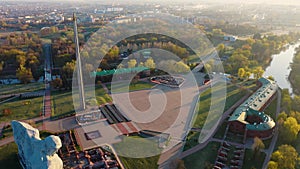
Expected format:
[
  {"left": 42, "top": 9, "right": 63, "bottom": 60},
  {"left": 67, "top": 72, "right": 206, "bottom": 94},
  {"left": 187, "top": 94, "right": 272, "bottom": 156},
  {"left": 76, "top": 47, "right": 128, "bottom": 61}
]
[{"left": 73, "top": 13, "right": 86, "bottom": 111}]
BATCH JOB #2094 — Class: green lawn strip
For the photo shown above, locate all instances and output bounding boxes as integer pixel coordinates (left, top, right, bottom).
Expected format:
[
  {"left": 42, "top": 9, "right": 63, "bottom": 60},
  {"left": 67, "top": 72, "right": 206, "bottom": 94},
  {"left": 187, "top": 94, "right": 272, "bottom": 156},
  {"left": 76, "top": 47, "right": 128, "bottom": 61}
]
[
  {"left": 118, "top": 155, "right": 160, "bottom": 169},
  {"left": 0, "top": 142, "right": 22, "bottom": 169},
  {"left": 113, "top": 135, "right": 161, "bottom": 169},
  {"left": 0, "top": 83, "right": 44, "bottom": 95},
  {"left": 192, "top": 83, "right": 246, "bottom": 128},
  {"left": 263, "top": 97, "right": 278, "bottom": 120},
  {"left": 107, "top": 81, "right": 154, "bottom": 93},
  {"left": 183, "top": 141, "right": 220, "bottom": 169},
  {"left": 213, "top": 121, "right": 228, "bottom": 139},
  {"left": 185, "top": 81, "right": 253, "bottom": 150},
  {"left": 0, "top": 97, "right": 43, "bottom": 123},
  {"left": 51, "top": 85, "right": 111, "bottom": 118},
  {"left": 183, "top": 132, "right": 200, "bottom": 151},
  {"left": 242, "top": 149, "right": 266, "bottom": 169},
  {"left": 51, "top": 90, "right": 74, "bottom": 118}
]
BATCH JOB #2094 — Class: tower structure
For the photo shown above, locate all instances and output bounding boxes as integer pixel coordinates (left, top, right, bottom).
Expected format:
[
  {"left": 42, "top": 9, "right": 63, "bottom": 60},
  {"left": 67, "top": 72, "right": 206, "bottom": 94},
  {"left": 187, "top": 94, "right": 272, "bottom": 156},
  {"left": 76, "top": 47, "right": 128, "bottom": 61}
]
[{"left": 73, "top": 13, "right": 86, "bottom": 111}]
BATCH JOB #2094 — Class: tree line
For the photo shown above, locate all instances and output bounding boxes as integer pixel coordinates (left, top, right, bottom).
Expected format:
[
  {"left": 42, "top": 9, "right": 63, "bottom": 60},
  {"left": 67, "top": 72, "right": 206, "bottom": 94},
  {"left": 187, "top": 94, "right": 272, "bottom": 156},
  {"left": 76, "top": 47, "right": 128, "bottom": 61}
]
[{"left": 0, "top": 32, "right": 43, "bottom": 83}]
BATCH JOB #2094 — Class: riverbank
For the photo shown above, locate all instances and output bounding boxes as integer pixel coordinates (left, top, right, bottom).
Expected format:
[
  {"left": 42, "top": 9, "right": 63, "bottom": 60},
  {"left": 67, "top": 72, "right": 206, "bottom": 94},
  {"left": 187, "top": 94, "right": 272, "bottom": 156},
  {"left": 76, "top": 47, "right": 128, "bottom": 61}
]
[
  {"left": 264, "top": 42, "right": 300, "bottom": 95},
  {"left": 288, "top": 45, "right": 300, "bottom": 95}
]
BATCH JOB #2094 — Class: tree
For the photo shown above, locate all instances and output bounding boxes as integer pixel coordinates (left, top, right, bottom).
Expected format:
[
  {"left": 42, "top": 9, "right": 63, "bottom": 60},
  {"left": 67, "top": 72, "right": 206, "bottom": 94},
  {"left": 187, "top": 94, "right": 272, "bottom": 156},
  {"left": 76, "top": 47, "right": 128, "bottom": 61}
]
[
  {"left": 212, "top": 28, "right": 224, "bottom": 36},
  {"left": 277, "top": 111, "right": 288, "bottom": 123},
  {"left": 138, "top": 62, "right": 144, "bottom": 67},
  {"left": 251, "top": 137, "right": 265, "bottom": 159},
  {"left": 267, "top": 161, "right": 278, "bottom": 169},
  {"left": 245, "top": 71, "right": 252, "bottom": 80},
  {"left": 216, "top": 43, "right": 225, "bottom": 56},
  {"left": 253, "top": 66, "right": 264, "bottom": 80},
  {"left": 271, "top": 144, "right": 298, "bottom": 169},
  {"left": 61, "top": 60, "right": 76, "bottom": 89},
  {"left": 280, "top": 117, "right": 300, "bottom": 143},
  {"left": 16, "top": 65, "right": 33, "bottom": 84},
  {"left": 16, "top": 55, "right": 26, "bottom": 66},
  {"left": 51, "top": 78, "right": 63, "bottom": 89},
  {"left": 144, "top": 57, "right": 156, "bottom": 69},
  {"left": 204, "top": 63, "right": 212, "bottom": 73},
  {"left": 238, "top": 68, "right": 246, "bottom": 79},
  {"left": 175, "top": 61, "right": 190, "bottom": 73},
  {"left": 0, "top": 61, "right": 3, "bottom": 74},
  {"left": 227, "top": 53, "right": 249, "bottom": 74},
  {"left": 127, "top": 59, "right": 137, "bottom": 68},
  {"left": 268, "top": 76, "right": 275, "bottom": 81}
]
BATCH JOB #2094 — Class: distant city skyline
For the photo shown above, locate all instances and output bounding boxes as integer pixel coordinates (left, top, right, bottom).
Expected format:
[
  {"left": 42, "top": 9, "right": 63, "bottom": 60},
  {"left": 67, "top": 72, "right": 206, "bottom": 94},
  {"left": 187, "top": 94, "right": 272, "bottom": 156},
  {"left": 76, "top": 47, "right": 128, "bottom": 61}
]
[{"left": 2, "top": 0, "right": 300, "bottom": 6}]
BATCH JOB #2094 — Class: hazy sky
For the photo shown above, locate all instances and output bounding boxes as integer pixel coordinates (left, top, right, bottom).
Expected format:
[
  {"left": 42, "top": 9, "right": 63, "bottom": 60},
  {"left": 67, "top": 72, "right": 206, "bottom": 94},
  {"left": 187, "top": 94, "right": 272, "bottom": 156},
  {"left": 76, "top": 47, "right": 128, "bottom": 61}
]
[{"left": 3, "top": 0, "right": 300, "bottom": 6}]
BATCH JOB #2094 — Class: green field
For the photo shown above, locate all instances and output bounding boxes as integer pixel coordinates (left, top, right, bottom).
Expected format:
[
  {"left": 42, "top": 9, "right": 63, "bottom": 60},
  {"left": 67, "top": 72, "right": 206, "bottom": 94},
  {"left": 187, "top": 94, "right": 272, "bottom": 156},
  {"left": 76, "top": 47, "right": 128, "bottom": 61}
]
[
  {"left": 113, "top": 135, "right": 161, "bottom": 169},
  {"left": 263, "top": 97, "right": 278, "bottom": 120},
  {"left": 51, "top": 85, "right": 111, "bottom": 118},
  {"left": 0, "top": 97, "right": 43, "bottom": 123},
  {"left": 0, "top": 143, "right": 22, "bottom": 169},
  {"left": 184, "top": 80, "right": 256, "bottom": 150},
  {"left": 107, "top": 81, "right": 154, "bottom": 93},
  {"left": 119, "top": 155, "right": 160, "bottom": 169},
  {"left": 242, "top": 149, "right": 266, "bottom": 169},
  {"left": 0, "top": 83, "right": 44, "bottom": 95},
  {"left": 183, "top": 142, "right": 220, "bottom": 169},
  {"left": 192, "top": 82, "right": 250, "bottom": 128}
]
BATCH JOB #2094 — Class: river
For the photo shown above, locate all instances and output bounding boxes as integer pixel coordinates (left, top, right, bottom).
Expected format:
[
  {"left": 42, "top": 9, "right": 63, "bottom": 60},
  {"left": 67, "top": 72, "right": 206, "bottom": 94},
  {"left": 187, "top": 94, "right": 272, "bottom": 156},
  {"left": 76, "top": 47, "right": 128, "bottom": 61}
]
[{"left": 264, "top": 43, "right": 300, "bottom": 94}]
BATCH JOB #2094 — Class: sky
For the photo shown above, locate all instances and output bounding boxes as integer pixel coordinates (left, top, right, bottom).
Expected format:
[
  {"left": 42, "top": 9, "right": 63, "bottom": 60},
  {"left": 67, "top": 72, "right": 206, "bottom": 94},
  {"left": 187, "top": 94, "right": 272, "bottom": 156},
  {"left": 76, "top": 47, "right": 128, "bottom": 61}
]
[{"left": 3, "top": 0, "right": 300, "bottom": 6}]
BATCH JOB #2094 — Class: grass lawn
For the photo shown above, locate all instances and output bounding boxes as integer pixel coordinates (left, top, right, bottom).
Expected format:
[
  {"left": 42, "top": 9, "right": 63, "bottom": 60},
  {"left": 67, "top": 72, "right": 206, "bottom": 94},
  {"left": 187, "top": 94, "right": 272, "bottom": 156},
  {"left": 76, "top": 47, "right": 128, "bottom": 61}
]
[
  {"left": 51, "top": 85, "right": 111, "bottom": 118},
  {"left": 51, "top": 90, "right": 75, "bottom": 117},
  {"left": 0, "top": 143, "right": 22, "bottom": 169},
  {"left": 113, "top": 135, "right": 161, "bottom": 169},
  {"left": 0, "top": 97, "right": 43, "bottom": 123},
  {"left": 183, "top": 132, "right": 200, "bottom": 151},
  {"left": 184, "top": 80, "right": 256, "bottom": 150},
  {"left": 213, "top": 121, "right": 228, "bottom": 139},
  {"left": 107, "top": 81, "right": 154, "bottom": 93},
  {"left": 119, "top": 155, "right": 160, "bottom": 169},
  {"left": 192, "top": 82, "right": 249, "bottom": 128},
  {"left": 0, "top": 82, "right": 44, "bottom": 95},
  {"left": 242, "top": 149, "right": 266, "bottom": 169},
  {"left": 263, "top": 97, "right": 278, "bottom": 120},
  {"left": 183, "top": 141, "right": 220, "bottom": 169}
]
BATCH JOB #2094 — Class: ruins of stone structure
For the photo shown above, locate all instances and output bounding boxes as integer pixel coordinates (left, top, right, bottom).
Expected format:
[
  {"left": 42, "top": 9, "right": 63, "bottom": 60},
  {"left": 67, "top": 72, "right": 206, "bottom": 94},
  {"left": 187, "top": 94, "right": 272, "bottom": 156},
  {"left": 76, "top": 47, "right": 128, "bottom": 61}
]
[{"left": 11, "top": 120, "right": 63, "bottom": 169}]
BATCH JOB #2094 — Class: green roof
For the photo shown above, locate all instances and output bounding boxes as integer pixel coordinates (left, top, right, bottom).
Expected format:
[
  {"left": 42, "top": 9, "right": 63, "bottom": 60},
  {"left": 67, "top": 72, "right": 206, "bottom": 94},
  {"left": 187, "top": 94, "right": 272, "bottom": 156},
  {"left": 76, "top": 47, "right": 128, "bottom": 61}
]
[
  {"left": 228, "top": 77, "right": 277, "bottom": 131},
  {"left": 229, "top": 107, "right": 275, "bottom": 131},
  {"left": 91, "top": 66, "right": 149, "bottom": 77}
]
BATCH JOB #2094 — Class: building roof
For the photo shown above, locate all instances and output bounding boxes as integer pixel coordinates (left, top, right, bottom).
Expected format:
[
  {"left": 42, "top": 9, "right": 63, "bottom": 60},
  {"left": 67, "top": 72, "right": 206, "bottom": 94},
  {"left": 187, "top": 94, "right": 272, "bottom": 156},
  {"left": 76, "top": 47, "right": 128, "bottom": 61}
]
[
  {"left": 228, "top": 78, "right": 277, "bottom": 131},
  {"left": 228, "top": 107, "right": 276, "bottom": 131},
  {"left": 240, "top": 78, "right": 278, "bottom": 110}
]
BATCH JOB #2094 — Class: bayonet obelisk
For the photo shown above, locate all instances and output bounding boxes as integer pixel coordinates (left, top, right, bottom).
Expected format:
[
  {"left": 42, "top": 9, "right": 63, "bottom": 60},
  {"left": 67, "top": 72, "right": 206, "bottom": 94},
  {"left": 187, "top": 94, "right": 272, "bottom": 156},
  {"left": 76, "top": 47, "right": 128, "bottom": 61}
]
[{"left": 73, "top": 13, "right": 86, "bottom": 111}]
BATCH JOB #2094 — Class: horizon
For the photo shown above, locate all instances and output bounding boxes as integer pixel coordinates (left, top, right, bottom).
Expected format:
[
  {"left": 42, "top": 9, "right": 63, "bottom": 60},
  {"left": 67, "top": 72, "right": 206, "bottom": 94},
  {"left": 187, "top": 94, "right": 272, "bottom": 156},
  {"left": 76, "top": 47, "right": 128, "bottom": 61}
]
[{"left": 2, "top": 0, "right": 300, "bottom": 6}]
